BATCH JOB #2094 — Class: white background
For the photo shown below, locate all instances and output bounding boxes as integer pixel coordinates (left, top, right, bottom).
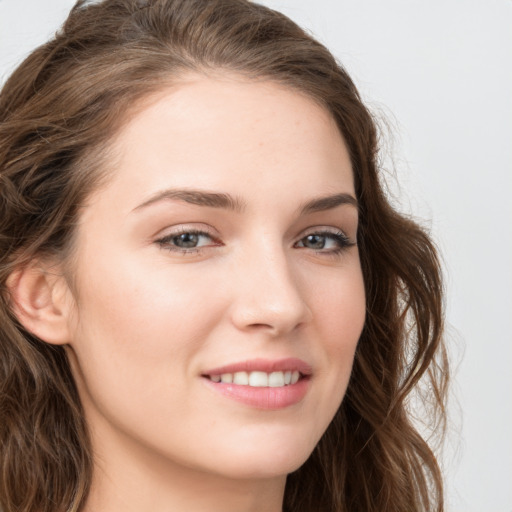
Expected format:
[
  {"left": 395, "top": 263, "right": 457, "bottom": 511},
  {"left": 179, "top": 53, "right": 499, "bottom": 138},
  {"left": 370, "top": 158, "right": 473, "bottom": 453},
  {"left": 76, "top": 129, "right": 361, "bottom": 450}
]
[{"left": 1, "top": 1, "right": 511, "bottom": 511}]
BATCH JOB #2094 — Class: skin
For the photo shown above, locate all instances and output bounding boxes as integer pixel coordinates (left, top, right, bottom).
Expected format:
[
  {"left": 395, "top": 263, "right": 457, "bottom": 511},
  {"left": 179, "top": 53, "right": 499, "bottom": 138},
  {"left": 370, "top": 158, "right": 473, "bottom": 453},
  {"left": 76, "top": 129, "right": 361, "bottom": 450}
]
[{"left": 58, "top": 75, "right": 366, "bottom": 512}]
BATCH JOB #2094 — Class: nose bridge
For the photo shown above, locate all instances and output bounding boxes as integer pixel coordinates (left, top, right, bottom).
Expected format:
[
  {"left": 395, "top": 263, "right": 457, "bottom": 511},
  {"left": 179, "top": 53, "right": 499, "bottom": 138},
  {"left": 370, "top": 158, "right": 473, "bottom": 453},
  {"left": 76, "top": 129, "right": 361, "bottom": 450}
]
[{"left": 230, "top": 233, "right": 311, "bottom": 334}]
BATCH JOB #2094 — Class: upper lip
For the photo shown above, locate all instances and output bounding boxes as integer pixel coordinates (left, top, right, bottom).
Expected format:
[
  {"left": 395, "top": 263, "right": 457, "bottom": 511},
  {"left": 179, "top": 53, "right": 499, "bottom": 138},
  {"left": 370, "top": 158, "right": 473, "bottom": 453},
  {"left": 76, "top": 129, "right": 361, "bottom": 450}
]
[{"left": 202, "top": 358, "right": 313, "bottom": 376}]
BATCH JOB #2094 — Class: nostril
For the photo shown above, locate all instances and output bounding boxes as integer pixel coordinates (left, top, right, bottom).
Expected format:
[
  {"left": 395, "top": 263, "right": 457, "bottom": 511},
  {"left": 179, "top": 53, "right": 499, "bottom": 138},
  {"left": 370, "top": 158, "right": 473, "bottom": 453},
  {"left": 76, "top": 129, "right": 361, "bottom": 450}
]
[{"left": 247, "top": 323, "right": 273, "bottom": 329}]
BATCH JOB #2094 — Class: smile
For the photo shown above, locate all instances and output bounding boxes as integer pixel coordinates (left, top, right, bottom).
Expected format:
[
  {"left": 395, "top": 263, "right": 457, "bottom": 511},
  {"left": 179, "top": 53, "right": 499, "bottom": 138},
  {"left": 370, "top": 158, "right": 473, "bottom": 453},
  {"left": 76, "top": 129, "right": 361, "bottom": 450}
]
[{"left": 201, "top": 358, "right": 312, "bottom": 409}]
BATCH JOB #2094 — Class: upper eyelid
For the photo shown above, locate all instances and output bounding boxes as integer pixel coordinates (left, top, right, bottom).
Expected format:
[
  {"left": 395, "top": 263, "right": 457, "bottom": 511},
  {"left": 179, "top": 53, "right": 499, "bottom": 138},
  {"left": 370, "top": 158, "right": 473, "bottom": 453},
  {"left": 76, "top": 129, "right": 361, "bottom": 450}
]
[
  {"left": 300, "top": 227, "right": 347, "bottom": 235},
  {"left": 156, "top": 224, "right": 346, "bottom": 234},
  {"left": 154, "top": 225, "right": 351, "bottom": 239},
  {"left": 155, "top": 224, "right": 217, "bottom": 239}
]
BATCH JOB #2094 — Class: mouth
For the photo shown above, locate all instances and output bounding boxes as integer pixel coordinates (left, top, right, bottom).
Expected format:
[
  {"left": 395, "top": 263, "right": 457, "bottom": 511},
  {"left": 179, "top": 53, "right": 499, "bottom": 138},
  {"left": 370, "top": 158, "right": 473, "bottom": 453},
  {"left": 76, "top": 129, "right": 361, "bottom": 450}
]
[
  {"left": 201, "top": 357, "right": 312, "bottom": 385},
  {"left": 200, "top": 358, "right": 312, "bottom": 409}
]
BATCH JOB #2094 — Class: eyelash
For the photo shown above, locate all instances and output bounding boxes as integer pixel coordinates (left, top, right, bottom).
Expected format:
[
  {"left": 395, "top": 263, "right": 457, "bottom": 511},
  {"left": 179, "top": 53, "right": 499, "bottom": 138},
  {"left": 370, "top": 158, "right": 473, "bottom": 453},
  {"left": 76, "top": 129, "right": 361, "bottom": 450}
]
[{"left": 155, "top": 228, "right": 355, "bottom": 255}]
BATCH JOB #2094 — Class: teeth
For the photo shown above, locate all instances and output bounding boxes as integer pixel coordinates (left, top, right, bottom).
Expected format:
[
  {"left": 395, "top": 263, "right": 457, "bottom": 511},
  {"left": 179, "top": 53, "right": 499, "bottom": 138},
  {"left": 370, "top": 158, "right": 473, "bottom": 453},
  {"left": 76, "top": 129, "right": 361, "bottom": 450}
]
[
  {"left": 211, "top": 370, "right": 302, "bottom": 387},
  {"left": 233, "top": 371, "right": 249, "bottom": 385},
  {"left": 249, "top": 371, "right": 268, "bottom": 387},
  {"left": 268, "top": 371, "right": 285, "bottom": 387}
]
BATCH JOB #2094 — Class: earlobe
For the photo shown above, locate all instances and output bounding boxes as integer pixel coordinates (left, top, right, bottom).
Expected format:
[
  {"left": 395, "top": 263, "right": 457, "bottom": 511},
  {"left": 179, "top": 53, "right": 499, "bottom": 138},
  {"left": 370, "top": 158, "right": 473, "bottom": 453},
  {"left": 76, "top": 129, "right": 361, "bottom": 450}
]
[{"left": 6, "top": 262, "right": 74, "bottom": 346}]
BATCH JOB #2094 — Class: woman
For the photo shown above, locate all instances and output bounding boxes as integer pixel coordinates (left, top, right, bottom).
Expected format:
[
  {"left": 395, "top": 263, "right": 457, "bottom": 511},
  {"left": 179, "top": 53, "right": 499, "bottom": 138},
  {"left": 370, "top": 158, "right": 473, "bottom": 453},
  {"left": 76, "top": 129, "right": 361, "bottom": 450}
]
[{"left": 0, "top": 0, "right": 448, "bottom": 511}]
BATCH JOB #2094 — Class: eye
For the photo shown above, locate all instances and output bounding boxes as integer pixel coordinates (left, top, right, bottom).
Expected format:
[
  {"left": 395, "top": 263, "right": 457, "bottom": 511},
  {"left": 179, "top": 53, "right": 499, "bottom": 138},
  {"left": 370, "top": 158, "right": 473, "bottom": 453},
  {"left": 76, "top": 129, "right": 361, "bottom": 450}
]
[
  {"left": 295, "top": 230, "right": 354, "bottom": 253},
  {"left": 156, "top": 229, "right": 218, "bottom": 252}
]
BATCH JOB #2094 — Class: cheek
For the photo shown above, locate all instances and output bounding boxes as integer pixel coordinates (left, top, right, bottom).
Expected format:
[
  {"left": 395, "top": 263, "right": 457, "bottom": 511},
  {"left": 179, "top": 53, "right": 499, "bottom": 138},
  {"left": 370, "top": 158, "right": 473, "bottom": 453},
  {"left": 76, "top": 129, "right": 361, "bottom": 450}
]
[
  {"left": 309, "top": 258, "right": 366, "bottom": 405},
  {"left": 67, "top": 253, "right": 224, "bottom": 411},
  {"left": 73, "top": 252, "right": 221, "bottom": 351},
  {"left": 310, "top": 256, "right": 366, "bottom": 348}
]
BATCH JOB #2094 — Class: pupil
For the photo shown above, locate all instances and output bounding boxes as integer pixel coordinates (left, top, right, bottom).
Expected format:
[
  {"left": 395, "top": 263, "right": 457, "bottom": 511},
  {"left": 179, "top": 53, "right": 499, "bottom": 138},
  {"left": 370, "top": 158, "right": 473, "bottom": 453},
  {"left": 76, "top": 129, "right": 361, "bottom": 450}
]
[
  {"left": 175, "top": 233, "right": 199, "bottom": 248},
  {"left": 306, "top": 234, "right": 325, "bottom": 249}
]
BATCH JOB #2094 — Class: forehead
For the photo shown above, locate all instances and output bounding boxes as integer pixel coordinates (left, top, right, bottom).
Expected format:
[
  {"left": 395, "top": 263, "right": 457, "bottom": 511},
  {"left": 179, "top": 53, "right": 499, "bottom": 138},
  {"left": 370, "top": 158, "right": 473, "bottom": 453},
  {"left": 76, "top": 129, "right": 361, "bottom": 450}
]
[{"left": 90, "top": 74, "right": 354, "bottom": 212}]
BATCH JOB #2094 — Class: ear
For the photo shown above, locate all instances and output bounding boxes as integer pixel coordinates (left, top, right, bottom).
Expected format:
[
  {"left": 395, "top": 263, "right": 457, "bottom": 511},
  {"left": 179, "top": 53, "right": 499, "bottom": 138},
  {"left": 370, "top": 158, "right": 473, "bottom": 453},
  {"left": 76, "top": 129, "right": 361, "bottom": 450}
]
[{"left": 6, "top": 261, "right": 74, "bottom": 345}]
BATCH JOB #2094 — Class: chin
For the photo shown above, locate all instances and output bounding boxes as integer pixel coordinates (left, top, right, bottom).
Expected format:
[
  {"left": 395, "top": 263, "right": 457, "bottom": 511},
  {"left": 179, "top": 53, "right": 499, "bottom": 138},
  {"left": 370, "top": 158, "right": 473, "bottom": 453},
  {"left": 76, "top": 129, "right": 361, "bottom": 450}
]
[{"left": 205, "top": 435, "right": 317, "bottom": 480}]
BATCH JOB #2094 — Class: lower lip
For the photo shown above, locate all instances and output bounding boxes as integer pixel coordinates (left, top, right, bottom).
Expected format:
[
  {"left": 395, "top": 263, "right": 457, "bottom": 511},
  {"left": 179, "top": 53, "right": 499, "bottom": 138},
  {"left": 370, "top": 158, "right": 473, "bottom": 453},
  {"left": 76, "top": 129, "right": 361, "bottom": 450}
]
[{"left": 202, "top": 377, "right": 310, "bottom": 410}]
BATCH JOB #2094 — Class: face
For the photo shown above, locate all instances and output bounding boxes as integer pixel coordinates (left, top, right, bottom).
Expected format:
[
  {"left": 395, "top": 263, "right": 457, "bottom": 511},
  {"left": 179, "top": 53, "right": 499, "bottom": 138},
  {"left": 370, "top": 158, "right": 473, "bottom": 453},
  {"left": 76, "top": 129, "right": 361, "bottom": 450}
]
[{"left": 63, "top": 75, "right": 366, "bottom": 483}]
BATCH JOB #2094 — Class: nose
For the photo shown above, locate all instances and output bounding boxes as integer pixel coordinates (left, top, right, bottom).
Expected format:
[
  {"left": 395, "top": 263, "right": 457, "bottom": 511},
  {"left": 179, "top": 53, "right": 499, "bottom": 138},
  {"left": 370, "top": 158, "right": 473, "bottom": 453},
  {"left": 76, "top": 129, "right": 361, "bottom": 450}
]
[{"left": 229, "top": 243, "right": 312, "bottom": 337}]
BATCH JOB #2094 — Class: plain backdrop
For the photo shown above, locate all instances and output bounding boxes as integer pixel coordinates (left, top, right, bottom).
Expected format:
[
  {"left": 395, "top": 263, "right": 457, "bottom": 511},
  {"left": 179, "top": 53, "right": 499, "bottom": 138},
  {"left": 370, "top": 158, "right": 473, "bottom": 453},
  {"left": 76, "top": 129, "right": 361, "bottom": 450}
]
[{"left": 1, "top": 1, "right": 511, "bottom": 511}]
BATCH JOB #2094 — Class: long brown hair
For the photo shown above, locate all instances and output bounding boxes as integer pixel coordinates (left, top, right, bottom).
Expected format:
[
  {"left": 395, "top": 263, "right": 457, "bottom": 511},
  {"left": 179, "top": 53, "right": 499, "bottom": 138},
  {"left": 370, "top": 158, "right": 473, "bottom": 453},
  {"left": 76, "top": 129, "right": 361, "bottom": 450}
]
[{"left": 0, "top": 1, "right": 448, "bottom": 510}]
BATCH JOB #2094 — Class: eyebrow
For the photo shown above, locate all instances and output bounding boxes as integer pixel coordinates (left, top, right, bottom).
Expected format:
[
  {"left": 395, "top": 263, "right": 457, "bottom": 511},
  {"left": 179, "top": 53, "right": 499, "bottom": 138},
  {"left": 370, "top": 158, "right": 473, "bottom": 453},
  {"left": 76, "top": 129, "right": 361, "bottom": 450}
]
[
  {"left": 133, "top": 189, "right": 246, "bottom": 213},
  {"left": 299, "top": 193, "right": 358, "bottom": 214},
  {"left": 132, "top": 188, "right": 358, "bottom": 215}
]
